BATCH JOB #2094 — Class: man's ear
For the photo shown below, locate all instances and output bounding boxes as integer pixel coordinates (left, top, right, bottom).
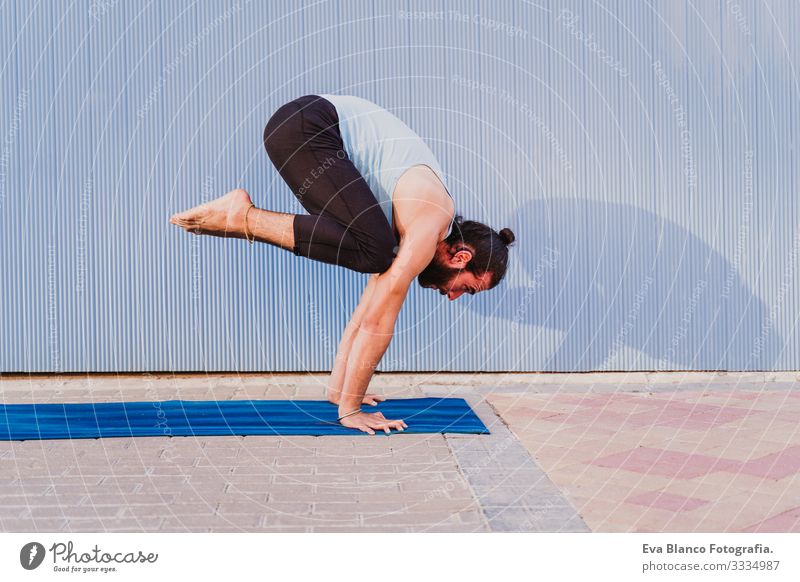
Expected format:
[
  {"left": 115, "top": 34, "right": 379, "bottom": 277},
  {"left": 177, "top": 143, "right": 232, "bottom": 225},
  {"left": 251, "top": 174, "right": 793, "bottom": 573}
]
[{"left": 451, "top": 248, "right": 473, "bottom": 267}]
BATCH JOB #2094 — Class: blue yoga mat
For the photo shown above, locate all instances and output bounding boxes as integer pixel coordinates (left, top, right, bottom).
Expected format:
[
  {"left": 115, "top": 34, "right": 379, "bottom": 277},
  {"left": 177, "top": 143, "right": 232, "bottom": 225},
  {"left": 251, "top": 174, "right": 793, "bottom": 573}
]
[{"left": 0, "top": 398, "right": 489, "bottom": 440}]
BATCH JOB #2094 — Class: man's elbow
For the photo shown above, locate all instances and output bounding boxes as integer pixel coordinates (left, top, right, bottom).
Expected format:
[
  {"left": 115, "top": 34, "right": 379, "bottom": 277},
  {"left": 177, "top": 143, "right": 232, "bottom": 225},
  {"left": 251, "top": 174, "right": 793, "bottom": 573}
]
[{"left": 359, "top": 317, "right": 391, "bottom": 337}]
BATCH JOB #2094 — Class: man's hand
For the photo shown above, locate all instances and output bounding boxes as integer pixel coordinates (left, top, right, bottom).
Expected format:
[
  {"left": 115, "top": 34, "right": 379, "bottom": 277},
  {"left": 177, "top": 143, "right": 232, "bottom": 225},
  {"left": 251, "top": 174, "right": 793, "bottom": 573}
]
[{"left": 339, "top": 411, "right": 408, "bottom": 435}]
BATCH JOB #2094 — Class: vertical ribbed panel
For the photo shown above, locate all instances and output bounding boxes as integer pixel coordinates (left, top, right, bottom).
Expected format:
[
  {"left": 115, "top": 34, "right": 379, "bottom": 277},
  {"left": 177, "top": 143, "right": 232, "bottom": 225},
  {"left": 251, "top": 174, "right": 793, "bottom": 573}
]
[{"left": 1, "top": 0, "right": 797, "bottom": 372}]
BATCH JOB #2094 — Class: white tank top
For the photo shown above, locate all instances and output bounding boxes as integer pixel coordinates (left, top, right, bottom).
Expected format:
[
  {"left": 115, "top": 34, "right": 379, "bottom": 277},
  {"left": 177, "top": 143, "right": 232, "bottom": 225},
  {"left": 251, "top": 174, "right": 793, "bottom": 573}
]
[{"left": 319, "top": 94, "right": 454, "bottom": 235}]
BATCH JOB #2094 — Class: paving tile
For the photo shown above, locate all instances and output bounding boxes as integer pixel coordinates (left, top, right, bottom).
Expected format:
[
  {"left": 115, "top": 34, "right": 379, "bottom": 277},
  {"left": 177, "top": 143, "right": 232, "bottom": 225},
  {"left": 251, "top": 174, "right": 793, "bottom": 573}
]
[
  {"left": 485, "top": 508, "right": 587, "bottom": 532},
  {"left": 276, "top": 456, "right": 353, "bottom": 466},
  {"left": 157, "top": 514, "right": 260, "bottom": 530},
  {"left": 711, "top": 490, "right": 800, "bottom": 531},
  {"left": 312, "top": 501, "right": 407, "bottom": 515},
  {"left": 625, "top": 490, "right": 710, "bottom": 512},
  {"left": 403, "top": 497, "right": 476, "bottom": 513},
  {"left": 645, "top": 475, "right": 754, "bottom": 501},
  {"left": 416, "top": 523, "right": 488, "bottom": 532},
  {"left": 592, "top": 447, "right": 740, "bottom": 479},
  {"left": 360, "top": 511, "right": 465, "bottom": 526},
  {"left": 309, "top": 525, "right": 407, "bottom": 533},
  {"left": 1, "top": 494, "right": 86, "bottom": 507},
  {"left": 231, "top": 464, "right": 311, "bottom": 475},
  {"left": 22, "top": 504, "right": 124, "bottom": 519},
  {"left": 117, "top": 503, "right": 215, "bottom": 518},
  {"left": 1, "top": 518, "right": 69, "bottom": 532},
  {"left": 742, "top": 506, "right": 800, "bottom": 532},
  {"left": 316, "top": 464, "right": 397, "bottom": 475},
  {"left": 273, "top": 474, "right": 359, "bottom": 485},
  {"left": 257, "top": 513, "right": 331, "bottom": 527},
  {"left": 738, "top": 446, "right": 800, "bottom": 479},
  {"left": 217, "top": 501, "right": 311, "bottom": 515},
  {"left": 64, "top": 517, "right": 164, "bottom": 532}
]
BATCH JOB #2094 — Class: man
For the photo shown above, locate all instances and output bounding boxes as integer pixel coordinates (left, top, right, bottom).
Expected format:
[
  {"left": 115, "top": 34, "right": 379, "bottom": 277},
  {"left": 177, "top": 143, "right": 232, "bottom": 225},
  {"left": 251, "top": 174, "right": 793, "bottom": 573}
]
[{"left": 170, "top": 94, "right": 515, "bottom": 434}]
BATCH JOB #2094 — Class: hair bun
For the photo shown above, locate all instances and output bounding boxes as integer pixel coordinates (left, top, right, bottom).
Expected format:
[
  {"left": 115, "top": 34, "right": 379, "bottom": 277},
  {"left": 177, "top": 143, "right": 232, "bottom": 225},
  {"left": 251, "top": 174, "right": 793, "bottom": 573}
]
[{"left": 498, "top": 227, "right": 515, "bottom": 246}]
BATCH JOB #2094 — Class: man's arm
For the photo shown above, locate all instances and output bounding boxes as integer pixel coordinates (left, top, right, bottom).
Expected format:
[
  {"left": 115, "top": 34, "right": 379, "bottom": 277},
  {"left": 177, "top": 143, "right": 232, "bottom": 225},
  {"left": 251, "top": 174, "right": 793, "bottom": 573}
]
[
  {"left": 326, "top": 274, "right": 380, "bottom": 405},
  {"left": 336, "top": 223, "right": 440, "bottom": 434}
]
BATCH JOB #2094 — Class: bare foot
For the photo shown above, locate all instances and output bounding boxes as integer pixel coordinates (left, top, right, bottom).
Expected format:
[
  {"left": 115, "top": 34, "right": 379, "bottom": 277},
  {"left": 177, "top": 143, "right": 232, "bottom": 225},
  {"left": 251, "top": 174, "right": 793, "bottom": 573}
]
[{"left": 170, "top": 188, "right": 253, "bottom": 238}]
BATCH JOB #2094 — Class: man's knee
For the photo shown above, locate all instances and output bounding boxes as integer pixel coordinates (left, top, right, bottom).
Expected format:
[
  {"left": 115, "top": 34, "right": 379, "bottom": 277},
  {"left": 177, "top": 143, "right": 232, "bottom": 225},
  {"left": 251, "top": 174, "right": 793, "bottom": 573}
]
[
  {"left": 263, "top": 103, "right": 299, "bottom": 163},
  {"left": 263, "top": 118, "right": 283, "bottom": 161}
]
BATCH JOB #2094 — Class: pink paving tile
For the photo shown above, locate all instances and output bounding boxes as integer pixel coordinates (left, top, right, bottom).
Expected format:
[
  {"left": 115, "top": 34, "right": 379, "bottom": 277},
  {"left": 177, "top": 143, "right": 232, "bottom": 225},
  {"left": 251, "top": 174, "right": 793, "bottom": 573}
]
[
  {"left": 742, "top": 507, "right": 800, "bottom": 532},
  {"left": 513, "top": 407, "right": 635, "bottom": 429},
  {"left": 737, "top": 445, "right": 800, "bottom": 480},
  {"left": 550, "top": 393, "right": 645, "bottom": 406},
  {"left": 726, "top": 392, "right": 767, "bottom": 401},
  {"left": 626, "top": 490, "right": 710, "bottom": 512},
  {"left": 644, "top": 399, "right": 720, "bottom": 412},
  {"left": 552, "top": 408, "right": 633, "bottom": 425},
  {"left": 551, "top": 393, "right": 646, "bottom": 407},
  {"left": 620, "top": 399, "right": 756, "bottom": 430},
  {"left": 664, "top": 410, "right": 756, "bottom": 430},
  {"left": 592, "top": 447, "right": 741, "bottom": 479},
  {"left": 774, "top": 412, "right": 800, "bottom": 424},
  {"left": 507, "top": 406, "right": 568, "bottom": 420},
  {"left": 549, "top": 394, "right": 600, "bottom": 405}
]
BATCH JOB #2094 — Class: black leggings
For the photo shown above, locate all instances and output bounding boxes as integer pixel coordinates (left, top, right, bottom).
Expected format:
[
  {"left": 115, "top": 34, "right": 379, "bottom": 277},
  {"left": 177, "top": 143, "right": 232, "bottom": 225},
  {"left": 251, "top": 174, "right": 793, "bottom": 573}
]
[{"left": 263, "top": 95, "right": 398, "bottom": 274}]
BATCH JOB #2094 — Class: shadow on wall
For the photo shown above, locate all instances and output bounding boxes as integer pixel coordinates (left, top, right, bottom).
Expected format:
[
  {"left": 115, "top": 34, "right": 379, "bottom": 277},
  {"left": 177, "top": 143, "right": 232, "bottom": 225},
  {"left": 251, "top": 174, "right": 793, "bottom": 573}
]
[{"left": 467, "top": 198, "right": 783, "bottom": 371}]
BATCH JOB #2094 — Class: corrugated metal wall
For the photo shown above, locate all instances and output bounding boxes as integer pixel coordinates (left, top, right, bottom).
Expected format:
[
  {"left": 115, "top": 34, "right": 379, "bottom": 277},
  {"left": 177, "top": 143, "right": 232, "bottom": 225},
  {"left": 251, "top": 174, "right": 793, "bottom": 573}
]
[{"left": 1, "top": 0, "right": 797, "bottom": 372}]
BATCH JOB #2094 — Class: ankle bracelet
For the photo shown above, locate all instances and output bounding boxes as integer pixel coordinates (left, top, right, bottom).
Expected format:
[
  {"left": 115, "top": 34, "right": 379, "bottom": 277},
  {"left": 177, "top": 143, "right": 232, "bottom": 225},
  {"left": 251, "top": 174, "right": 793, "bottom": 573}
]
[{"left": 337, "top": 408, "right": 361, "bottom": 421}]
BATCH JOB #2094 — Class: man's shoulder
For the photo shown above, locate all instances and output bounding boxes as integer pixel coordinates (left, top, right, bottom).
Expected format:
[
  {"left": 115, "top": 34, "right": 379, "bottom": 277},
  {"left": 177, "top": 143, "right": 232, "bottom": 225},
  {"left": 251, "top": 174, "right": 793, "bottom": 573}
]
[
  {"left": 394, "top": 166, "right": 453, "bottom": 215},
  {"left": 395, "top": 165, "right": 446, "bottom": 195},
  {"left": 393, "top": 167, "right": 454, "bottom": 244}
]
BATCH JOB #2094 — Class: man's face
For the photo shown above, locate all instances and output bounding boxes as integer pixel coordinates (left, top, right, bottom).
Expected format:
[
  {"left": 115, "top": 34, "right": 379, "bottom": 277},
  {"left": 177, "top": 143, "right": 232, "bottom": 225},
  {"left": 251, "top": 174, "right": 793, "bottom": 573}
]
[{"left": 417, "top": 248, "right": 493, "bottom": 301}]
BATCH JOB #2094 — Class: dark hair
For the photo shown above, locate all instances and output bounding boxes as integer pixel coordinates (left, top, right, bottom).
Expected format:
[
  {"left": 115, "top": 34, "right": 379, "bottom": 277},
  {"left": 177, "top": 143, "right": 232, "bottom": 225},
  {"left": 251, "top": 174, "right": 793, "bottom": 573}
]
[{"left": 444, "top": 215, "right": 515, "bottom": 288}]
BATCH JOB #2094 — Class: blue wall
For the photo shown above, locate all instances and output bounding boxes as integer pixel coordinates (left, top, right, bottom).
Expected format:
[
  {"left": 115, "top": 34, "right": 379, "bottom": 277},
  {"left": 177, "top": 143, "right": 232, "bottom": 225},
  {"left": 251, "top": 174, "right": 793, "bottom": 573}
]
[{"left": 1, "top": 0, "right": 797, "bottom": 372}]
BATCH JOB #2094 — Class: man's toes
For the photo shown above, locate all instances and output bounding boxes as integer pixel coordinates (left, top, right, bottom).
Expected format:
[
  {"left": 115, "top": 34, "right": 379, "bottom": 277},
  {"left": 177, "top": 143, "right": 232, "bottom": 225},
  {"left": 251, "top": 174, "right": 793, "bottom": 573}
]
[{"left": 173, "top": 218, "right": 197, "bottom": 231}]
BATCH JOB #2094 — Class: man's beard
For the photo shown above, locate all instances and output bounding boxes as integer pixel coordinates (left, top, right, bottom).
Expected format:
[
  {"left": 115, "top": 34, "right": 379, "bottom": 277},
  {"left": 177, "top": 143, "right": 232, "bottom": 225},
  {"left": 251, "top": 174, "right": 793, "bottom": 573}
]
[{"left": 417, "top": 255, "right": 460, "bottom": 289}]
